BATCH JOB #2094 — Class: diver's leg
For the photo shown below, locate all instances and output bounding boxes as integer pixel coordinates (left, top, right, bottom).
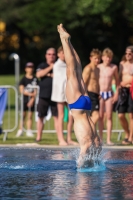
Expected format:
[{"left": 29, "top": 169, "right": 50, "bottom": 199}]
[{"left": 57, "top": 24, "right": 83, "bottom": 103}]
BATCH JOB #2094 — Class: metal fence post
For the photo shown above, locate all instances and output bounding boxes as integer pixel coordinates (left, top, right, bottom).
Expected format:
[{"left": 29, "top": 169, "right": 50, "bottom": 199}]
[
  {"left": 9, "top": 53, "right": 20, "bottom": 89},
  {"left": 0, "top": 86, "right": 18, "bottom": 141}
]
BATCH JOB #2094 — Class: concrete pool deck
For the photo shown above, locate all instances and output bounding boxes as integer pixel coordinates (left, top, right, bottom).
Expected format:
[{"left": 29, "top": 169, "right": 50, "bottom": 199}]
[{"left": 0, "top": 144, "right": 133, "bottom": 150}]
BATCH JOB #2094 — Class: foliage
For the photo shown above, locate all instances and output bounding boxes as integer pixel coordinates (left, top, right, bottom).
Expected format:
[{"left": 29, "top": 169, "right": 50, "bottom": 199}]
[{"left": 1, "top": 0, "right": 133, "bottom": 73}]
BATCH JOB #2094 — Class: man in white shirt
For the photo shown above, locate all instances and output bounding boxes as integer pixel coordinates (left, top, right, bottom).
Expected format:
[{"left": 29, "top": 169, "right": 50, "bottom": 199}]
[{"left": 51, "top": 46, "right": 78, "bottom": 145}]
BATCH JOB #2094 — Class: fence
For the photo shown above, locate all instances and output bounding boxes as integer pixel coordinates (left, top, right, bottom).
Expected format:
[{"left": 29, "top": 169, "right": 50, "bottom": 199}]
[
  {"left": 20, "top": 86, "right": 124, "bottom": 141},
  {"left": 0, "top": 84, "right": 125, "bottom": 142},
  {"left": 20, "top": 85, "right": 58, "bottom": 134},
  {"left": 0, "top": 85, "right": 18, "bottom": 141},
  {"left": 97, "top": 112, "right": 125, "bottom": 141}
]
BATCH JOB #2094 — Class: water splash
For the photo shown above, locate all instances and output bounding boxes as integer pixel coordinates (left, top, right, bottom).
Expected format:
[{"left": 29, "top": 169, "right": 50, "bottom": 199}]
[
  {"left": 68, "top": 145, "right": 106, "bottom": 173},
  {"left": 76, "top": 147, "right": 105, "bottom": 173},
  {"left": 77, "top": 163, "right": 106, "bottom": 172}
]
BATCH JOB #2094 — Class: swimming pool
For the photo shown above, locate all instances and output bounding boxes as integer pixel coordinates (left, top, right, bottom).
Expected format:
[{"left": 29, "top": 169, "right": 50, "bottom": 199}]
[{"left": 0, "top": 147, "right": 133, "bottom": 200}]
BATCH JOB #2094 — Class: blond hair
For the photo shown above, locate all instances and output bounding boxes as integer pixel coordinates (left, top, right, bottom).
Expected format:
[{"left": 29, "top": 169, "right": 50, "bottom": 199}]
[
  {"left": 126, "top": 46, "right": 133, "bottom": 53},
  {"left": 102, "top": 48, "right": 113, "bottom": 57},
  {"left": 90, "top": 49, "right": 101, "bottom": 57},
  {"left": 57, "top": 46, "right": 63, "bottom": 53}
]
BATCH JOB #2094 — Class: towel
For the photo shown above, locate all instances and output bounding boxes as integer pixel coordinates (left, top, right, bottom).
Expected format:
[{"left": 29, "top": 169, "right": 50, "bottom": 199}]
[{"left": 51, "top": 58, "right": 67, "bottom": 102}]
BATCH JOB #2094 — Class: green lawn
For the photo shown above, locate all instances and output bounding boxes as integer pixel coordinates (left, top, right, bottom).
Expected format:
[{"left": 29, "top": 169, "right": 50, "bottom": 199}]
[{"left": 0, "top": 75, "right": 129, "bottom": 145}]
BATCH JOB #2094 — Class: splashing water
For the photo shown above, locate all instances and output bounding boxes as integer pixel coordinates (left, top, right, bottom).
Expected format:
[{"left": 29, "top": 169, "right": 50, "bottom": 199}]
[
  {"left": 65, "top": 145, "right": 106, "bottom": 172},
  {"left": 0, "top": 147, "right": 107, "bottom": 173}
]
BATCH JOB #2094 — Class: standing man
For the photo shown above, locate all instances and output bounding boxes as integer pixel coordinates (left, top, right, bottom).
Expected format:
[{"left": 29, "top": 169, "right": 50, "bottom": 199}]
[
  {"left": 118, "top": 46, "right": 133, "bottom": 144},
  {"left": 98, "top": 48, "right": 119, "bottom": 145},
  {"left": 36, "top": 48, "right": 58, "bottom": 142},
  {"left": 51, "top": 46, "right": 78, "bottom": 145},
  {"left": 82, "top": 49, "right": 101, "bottom": 125},
  {"left": 51, "top": 46, "right": 68, "bottom": 145}
]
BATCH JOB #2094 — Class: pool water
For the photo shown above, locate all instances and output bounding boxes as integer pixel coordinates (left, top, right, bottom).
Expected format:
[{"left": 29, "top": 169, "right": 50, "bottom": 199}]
[{"left": 0, "top": 148, "right": 133, "bottom": 200}]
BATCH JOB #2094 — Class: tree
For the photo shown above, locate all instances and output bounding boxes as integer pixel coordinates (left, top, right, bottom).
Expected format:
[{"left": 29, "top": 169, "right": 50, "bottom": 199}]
[{"left": 0, "top": 0, "right": 133, "bottom": 73}]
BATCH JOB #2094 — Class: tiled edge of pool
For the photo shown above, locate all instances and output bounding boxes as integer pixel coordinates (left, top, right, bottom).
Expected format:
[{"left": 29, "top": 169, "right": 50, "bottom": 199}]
[{"left": 0, "top": 144, "right": 133, "bottom": 150}]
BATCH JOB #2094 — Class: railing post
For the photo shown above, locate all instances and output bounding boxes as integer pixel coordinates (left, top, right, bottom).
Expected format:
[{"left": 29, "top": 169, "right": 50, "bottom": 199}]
[
  {"left": 0, "top": 86, "right": 18, "bottom": 141},
  {"left": 9, "top": 53, "right": 20, "bottom": 89}
]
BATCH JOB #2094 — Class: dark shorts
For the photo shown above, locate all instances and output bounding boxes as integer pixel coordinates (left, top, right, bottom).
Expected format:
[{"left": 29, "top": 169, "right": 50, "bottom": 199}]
[
  {"left": 23, "top": 102, "right": 34, "bottom": 112},
  {"left": 87, "top": 91, "right": 99, "bottom": 111},
  {"left": 117, "top": 88, "right": 133, "bottom": 113},
  {"left": 37, "top": 98, "right": 58, "bottom": 118}
]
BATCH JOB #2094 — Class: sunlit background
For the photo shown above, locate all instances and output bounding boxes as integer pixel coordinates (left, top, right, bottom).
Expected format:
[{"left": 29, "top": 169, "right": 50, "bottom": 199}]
[{"left": 1, "top": 0, "right": 133, "bottom": 74}]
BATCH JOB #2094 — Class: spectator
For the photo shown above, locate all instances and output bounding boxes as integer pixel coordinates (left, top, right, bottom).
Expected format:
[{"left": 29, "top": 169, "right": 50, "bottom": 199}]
[
  {"left": 82, "top": 49, "right": 101, "bottom": 146},
  {"left": 82, "top": 49, "right": 101, "bottom": 125},
  {"left": 16, "top": 62, "right": 38, "bottom": 137},
  {"left": 118, "top": 46, "right": 133, "bottom": 144},
  {"left": 51, "top": 46, "right": 78, "bottom": 145},
  {"left": 36, "top": 48, "right": 58, "bottom": 142},
  {"left": 98, "top": 48, "right": 119, "bottom": 145}
]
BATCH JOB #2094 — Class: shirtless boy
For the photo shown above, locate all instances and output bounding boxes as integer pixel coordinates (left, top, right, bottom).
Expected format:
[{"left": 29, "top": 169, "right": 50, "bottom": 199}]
[
  {"left": 83, "top": 49, "right": 101, "bottom": 125},
  {"left": 118, "top": 46, "right": 133, "bottom": 144},
  {"left": 98, "top": 48, "right": 119, "bottom": 145}
]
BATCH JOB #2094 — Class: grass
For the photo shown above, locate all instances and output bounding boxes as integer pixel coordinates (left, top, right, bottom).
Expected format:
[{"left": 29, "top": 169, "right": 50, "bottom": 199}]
[{"left": 0, "top": 75, "right": 129, "bottom": 145}]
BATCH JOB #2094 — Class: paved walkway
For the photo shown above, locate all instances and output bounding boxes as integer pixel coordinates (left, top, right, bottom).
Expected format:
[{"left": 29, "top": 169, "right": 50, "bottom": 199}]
[{"left": 0, "top": 144, "right": 133, "bottom": 150}]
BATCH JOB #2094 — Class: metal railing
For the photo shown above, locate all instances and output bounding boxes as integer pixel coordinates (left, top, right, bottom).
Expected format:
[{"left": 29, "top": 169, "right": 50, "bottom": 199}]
[
  {"left": 20, "top": 86, "right": 124, "bottom": 141},
  {"left": 97, "top": 111, "right": 124, "bottom": 141},
  {"left": 0, "top": 85, "right": 18, "bottom": 141},
  {"left": 20, "top": 85, "right": 59, "bottom": 134},
  {"left": 0, "top": 84, "right": 125, "bottom": 142}
]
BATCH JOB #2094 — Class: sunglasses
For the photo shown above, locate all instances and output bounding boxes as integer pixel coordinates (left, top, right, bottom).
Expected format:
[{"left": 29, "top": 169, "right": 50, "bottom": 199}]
[
  {"left": 125, "top": 52, "right": 132, "bottom": 56},
  {"left": 47, "top": 53, "right": 56, "bottom": 56}
]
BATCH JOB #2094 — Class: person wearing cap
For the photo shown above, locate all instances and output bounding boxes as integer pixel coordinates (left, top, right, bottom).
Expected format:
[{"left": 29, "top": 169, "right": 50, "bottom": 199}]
[{"left": 16, "top": 62, "right": 39, "bottom": 137}]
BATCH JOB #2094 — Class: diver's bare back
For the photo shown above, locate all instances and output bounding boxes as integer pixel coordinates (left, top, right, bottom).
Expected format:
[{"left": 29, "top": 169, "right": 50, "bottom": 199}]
[{"left": 98, "top": 63, "right": 117, "bottom": 92}]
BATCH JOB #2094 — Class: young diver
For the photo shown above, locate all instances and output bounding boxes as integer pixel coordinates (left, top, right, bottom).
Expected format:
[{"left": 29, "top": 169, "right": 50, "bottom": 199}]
[{"left": 57, "top": 24, "right": 101, "bottom": 168}]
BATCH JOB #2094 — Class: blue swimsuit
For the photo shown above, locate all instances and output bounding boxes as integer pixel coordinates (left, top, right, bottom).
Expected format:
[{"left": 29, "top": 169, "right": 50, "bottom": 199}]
[{"left": 69, "top": 95, "right": 91, "bottom": 110}]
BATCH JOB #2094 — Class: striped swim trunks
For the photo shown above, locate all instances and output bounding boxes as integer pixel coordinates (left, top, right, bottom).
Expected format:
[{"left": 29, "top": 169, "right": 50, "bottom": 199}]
[{"left": 100, "top": 91, "right": 113, "bottom": 100}]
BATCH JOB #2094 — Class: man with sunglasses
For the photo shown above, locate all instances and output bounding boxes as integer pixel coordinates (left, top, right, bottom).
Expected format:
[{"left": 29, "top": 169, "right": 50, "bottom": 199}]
[
  {"left": 118, "top": 46, "right": 133, "bottom": 144},
  {"left": 36, "top": 48, "right": 58, "bottom": 142}
]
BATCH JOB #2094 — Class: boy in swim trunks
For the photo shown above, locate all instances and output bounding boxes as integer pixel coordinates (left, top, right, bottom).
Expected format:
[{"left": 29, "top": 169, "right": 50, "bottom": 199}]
[
  {"left": 83, "top": 49, "right": 101, "bottom": 125},
  {"left": 98, "top": 48, "right": 119, "bottom": 145},
  {"left": 118, "top": 46, "right": 133, "bottom": 144}
]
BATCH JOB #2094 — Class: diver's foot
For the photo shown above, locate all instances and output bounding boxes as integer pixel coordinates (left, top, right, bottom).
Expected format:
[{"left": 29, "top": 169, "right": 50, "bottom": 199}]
[
  {"left": 57, "top": 23, "right": 71, "bottom": 40},
  {"left": 67, "top": 140, "right": 79, "bottom": 146},
  {"left": 59, "top": 140, "right": 68, "bottom": 146}
]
